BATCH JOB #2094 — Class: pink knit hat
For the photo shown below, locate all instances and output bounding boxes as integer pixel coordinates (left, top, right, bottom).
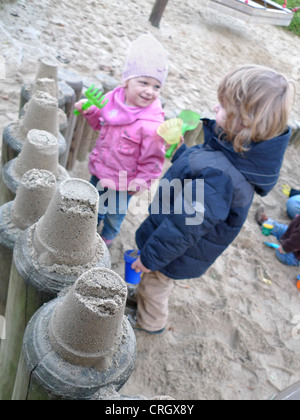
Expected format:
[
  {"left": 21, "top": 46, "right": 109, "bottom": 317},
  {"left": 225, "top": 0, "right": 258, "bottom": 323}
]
[{"left": 122, "top": 34, "right": 168, "bottom": 86}]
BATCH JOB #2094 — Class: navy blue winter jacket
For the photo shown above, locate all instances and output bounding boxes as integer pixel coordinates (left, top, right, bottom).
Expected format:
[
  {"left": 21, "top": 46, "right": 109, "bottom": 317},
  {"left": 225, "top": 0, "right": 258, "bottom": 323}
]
[{"left": 136, "top": 119, "right": 291, "bottom": 279}]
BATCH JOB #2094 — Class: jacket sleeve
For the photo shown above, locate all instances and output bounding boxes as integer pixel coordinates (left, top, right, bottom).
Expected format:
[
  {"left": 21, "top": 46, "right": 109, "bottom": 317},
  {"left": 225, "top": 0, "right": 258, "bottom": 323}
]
[
  {"left": 290, "top": 188, "right": 300, "bottom": 198},
  {"left": 140, "top": 168, "right": 234, "bottom": 271},
  {"left": 281, "top": 216, "right": 300, "bottom": 253},
  {"left": 172, "top": 144, "right": 188, "bottom": 162},
  {"left": 132, "top": 130, "right": 165, "bottom": 191},
  {"left": 83, "top": 106, "right": 102, "bottom": 131}
]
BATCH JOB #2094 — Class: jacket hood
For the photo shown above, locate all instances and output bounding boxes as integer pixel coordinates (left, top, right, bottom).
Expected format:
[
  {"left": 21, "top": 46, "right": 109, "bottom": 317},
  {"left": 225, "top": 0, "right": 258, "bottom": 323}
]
[
  {"left": 101, "top": 86, "right": 164, "bottom": 126},
  {"left": 203, "top": 119, "right": 291, "bottom": 197}
]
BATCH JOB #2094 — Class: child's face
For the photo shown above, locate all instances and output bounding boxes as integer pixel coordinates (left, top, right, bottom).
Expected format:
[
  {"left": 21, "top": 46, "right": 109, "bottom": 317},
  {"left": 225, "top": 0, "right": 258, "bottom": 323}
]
[
  {"left": 214, "top": 103, "right": 227, "bottom": 129},
  {"left": 125, "top": 77, "right": 161, "bottom": 108}
]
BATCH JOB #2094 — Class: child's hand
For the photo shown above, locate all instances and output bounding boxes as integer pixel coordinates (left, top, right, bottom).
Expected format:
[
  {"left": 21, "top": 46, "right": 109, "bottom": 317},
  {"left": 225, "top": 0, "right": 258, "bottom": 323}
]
[
  {"left": 131, "top": 257, "right": 151, "bottom": 274},
  {"left": 165, "top": 136, "right": 185, "bottom": 159},
  {"left": 74, "top": 99, "right": 92, "bottom": 115},
  {"left": 278, "top": 245, "right": 286, "bottom": 254}
]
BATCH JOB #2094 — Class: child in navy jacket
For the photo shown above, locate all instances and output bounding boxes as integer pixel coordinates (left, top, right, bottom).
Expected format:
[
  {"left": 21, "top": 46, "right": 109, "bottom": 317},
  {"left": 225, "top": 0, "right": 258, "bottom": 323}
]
[{"left": 130, "top": 64, "right": 294, "bottom": 334}]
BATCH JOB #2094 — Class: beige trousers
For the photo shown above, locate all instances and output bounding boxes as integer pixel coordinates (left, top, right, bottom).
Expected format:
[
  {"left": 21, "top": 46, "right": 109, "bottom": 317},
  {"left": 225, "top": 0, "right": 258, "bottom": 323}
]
[{"left": 137, "top": 271, "right": 174, "bottom": 332}]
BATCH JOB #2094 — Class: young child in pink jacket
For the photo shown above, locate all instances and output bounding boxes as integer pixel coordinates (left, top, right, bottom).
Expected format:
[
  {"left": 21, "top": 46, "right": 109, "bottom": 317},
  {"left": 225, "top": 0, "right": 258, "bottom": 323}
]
[{"left": 75, "top": 34, "right": 168, "bottom": 248}]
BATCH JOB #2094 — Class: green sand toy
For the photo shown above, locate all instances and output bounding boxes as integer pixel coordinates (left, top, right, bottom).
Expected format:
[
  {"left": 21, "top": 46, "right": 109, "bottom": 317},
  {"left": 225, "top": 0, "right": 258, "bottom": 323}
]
[
  {"left": 74, "top": 84, "right": 108, "bottom": 115},
  {"left": 164, "top": 110, "right": 201, "bottom": 159}
]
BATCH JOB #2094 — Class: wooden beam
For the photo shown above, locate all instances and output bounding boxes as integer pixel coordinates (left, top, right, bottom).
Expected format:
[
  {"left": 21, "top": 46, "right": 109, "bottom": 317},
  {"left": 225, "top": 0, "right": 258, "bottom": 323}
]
[{"left": 149, "top": 0, "right": 169, "bottom": 28}]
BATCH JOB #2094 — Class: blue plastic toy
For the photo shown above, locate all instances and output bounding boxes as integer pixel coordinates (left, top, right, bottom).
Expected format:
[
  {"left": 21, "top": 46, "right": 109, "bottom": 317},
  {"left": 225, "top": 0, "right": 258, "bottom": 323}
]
[
  {"left": 124, "top": 250, "right": 142, "bottom": 285},
  {"left": 264, "top": 242, "right": 280, "bottom": 249}
]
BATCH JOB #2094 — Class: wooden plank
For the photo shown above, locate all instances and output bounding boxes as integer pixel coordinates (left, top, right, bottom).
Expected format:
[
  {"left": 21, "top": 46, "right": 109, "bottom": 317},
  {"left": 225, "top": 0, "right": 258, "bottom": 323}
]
[
  {"left": 0, "top": 262, "right": 44, "bottom": 400},
  {"left": 207, "top": 0, "right": 293, "bottom": 25},
  {"left": 237, "top": 0, "right": 292, "bottom": 11},
  {"left": 0, "top": 244, "right": 13, "bottom": 317},
  {"left": 213, "top": 0, "right": 293, "bottom": 14},
  {"left": 12, "top": 350, "right": 51, "bottom": 401},
  {"left": 272, "top": 380, "right": 300, "bottom": 400}
]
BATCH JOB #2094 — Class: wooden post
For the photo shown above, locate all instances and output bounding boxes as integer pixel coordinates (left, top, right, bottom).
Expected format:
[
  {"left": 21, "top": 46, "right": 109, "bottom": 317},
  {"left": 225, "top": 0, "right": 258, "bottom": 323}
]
[
  {"left": 77, "top": 124, "right": 98, "bottom": 163},
  {"left": 66, "top": 115, "right": 87, "bottom": 171},
  {"left": 149, "top": 0, "right": 169, "bottom": 28},
  {"left": 0, "top": 244, "right": 12, "bottom": 317},
  {"left": 0, "top": 171, "right": 14, "bottom": 209},
  {"left": 58, "top": 69, "right": 83, "bottom": 168},
  {"left": 289, "top": 121, "right": 300, "bottom": 149},
  {"left": 0, "top": 260, "right": 46, "bottom": 400}
]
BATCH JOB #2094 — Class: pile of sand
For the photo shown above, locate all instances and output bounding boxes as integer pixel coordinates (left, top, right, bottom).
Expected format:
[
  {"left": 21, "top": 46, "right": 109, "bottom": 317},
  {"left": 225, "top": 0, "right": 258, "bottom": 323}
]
[{"left": 0, "top": 0, "right": 299, "bottom": 400}]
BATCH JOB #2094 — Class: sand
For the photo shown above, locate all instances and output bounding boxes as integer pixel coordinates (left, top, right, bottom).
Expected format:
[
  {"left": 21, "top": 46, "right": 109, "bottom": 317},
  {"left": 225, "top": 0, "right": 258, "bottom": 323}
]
[{"left": 0, "top": 0, "right": 300, "bottom": 400}]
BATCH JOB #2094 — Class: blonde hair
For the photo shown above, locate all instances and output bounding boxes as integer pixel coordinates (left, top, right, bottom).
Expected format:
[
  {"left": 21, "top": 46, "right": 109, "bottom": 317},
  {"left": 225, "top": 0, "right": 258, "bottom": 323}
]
[{"left": 217, "top": 64, "right": 294, "bottom": 153}]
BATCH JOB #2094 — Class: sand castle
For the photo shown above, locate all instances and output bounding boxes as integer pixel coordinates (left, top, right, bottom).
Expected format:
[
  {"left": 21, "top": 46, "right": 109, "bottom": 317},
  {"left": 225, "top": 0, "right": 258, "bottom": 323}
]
[
  {"left": 0, "top": 169, "right": 57, "bottom": 316},
  {"left": 19, "top": 56, "right": 75, "bottom": 114},
  {"left": 0, "top": 129, "right": 69, "bottom": 205},
  {"left": 12, "top": 267, "right": 136, "bottom": 400},
  {"left": 2, "top": 91, "right": 67, "bottom": 166},
  {"left": 0, "top": 58, "right": 138, "bottom": 400},
  {"left": 0, "top": 177, "right": 113, "bottom": 400}
]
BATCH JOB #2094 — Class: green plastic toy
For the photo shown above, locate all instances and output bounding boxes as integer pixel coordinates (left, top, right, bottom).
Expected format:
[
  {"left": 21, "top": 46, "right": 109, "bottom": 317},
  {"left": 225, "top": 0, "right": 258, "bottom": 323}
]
[
  {"left": 262, "top": 223, "right": 274, "bottom": 236},
  {"left": 164, "top": 110, "right": 201, "bottom": 159},
  {"left": 74, "top": 84, "right": 109, "bottom": 115}
]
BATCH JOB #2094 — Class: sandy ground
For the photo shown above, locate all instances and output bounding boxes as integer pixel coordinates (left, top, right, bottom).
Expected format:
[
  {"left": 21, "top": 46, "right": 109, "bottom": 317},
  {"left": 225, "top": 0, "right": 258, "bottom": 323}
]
[{"left": 0, "top": 0, "right": 300, "bottom": 400}]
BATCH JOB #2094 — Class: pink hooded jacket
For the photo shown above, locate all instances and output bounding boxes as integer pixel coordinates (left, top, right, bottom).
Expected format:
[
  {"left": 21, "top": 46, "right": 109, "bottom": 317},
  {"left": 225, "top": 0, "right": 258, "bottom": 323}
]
[{"left": 84, "top": 86, "right": 166, "bottom": 191}]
